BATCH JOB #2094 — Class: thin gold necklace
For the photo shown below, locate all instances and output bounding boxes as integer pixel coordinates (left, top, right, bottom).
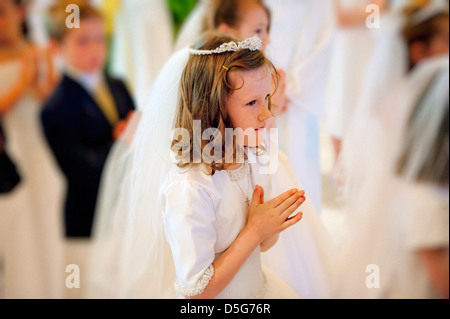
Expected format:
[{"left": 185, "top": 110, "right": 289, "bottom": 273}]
[{"left": 227, "top": 161, "right": 255, "bottom": 207}]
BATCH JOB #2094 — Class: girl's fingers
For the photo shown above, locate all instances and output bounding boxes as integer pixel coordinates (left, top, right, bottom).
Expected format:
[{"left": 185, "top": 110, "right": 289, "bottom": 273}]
[
  {"left": 280, "top": 196, "right": 306, "bottom": 220},
  {"left": 259, "top": 185, "right": 265, "bottom": 204},
  {"left": 250, "top": 185, "right": 263, "bottom": 205},
  {"left": 269, "top": 188, "right": 300, "bottom": 207},
  {"left": 281, "top": 211, "right": 303, "bottom": 231},
  {"left": 275, "top": 192, "right": 304, "bottom": 213}
]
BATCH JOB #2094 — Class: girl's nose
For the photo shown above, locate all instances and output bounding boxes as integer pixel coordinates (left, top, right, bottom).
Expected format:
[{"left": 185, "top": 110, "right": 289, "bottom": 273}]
[
  {"left": 263, "top": 35, "right": 270, "bottom": 47},
  {"left": 258, "top": 106, "right": 272, "bottom": 122},
  {"left": 261, "top": 34, "right": 270, "bottom": 51}
]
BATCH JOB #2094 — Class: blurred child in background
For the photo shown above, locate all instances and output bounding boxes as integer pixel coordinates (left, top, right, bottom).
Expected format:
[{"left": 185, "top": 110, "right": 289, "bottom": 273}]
[{"left": 41, "top": 1, "right": 135, "bottom": 298}]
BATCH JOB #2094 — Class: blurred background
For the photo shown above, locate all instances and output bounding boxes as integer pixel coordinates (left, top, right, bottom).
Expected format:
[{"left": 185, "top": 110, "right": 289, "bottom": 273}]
[{"left": 0, "top": 0, "right": 448, "bottom": 299}]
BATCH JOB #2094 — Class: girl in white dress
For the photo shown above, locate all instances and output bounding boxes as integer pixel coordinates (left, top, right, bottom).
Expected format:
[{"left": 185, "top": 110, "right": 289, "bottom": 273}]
[
  {"left": 0, "top": 0, "right": 65, "bottom": 298},
  {"left": 90, "top": 33, "right": 318, "bottom": 299},
  {"left": 89, "top": 1, "right": 336, "bottom": 299},
  {"left": 161, "top": 34, "right": 307, "bottom": 299}
]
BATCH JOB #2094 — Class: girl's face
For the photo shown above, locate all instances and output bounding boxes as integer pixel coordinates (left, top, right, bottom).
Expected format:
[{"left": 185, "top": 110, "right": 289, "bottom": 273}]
[
  {"left": 226, "top": 3, "right": 270, "bottom": 51},
  {"left": 427, "top": 18, "right": 449, "bottom": 57},
  {"left": 60, "top": 17, "right": 107, "bottom": 73},
  {"left": 0, "top": 0, "right": 24, "bottom": 45},
  {"left": 410, "top": 17, "right": 450, "bottom": 66},
  {"left": 226, "top": 66, "right": 273, "bottom": 147}
]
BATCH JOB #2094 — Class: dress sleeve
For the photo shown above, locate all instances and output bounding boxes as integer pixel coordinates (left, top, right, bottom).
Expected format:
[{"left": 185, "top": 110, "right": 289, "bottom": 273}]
[
  {"left": 162, "top": 179, "right": 217, "bottom": 298},
  {"left": 404, "top": 184, "right": 449, "bottom": 250}
]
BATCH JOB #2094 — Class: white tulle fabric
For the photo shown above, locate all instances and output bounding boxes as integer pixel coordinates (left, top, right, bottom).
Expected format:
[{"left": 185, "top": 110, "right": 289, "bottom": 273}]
[
  {"left": 334, "top": 55, "right": 449, "bottom": 298},
  {"left": 88, "top": 48, "right": 189, "bottom": 298}
]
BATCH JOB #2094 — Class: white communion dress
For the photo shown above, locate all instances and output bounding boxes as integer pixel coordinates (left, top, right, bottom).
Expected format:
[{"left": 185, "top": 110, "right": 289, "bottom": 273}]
[
  {"left": 162, "top": 129, "right": 335, "bottom": 299},
  {"left": 161, "top": 147, "right": 299, "bottom": 299},
  {"left": 0, "top": 59, "right": 65, "bottom": 298}
]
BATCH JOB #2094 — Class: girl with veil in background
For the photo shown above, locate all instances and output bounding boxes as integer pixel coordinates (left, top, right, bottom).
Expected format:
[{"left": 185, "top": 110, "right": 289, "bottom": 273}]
[{"left": 334, "top": 0, "right": 449, "bottom": 298}]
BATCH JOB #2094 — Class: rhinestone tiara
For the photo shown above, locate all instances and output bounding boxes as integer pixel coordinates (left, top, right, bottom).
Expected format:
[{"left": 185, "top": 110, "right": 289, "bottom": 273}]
[{"left": 188, "top": 35, "right": 262, "bottom": 56}]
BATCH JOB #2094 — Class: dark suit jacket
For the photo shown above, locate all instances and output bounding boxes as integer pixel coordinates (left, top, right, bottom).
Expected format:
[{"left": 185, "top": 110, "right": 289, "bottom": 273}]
[{"left": 41, "top": 74, "right": 135, "bottom": 237}]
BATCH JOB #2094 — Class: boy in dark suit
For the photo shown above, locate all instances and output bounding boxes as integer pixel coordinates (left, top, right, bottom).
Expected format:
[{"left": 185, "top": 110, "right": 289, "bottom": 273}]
[{"left": 42, "top": 3, "right": 135, "bottom": 239}]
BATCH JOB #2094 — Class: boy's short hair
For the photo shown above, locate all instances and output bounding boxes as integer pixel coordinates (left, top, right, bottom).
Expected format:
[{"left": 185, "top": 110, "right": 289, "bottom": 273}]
[{"left": 46, "top": 0, "right": 104, "bottom": 42}]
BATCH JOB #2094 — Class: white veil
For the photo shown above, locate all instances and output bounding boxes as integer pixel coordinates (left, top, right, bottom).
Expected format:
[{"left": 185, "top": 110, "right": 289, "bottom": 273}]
[
  {"left": 335, "top": 54, "right": 449, "bottom": 298},
  {"left": 88, "top": 48, "right": 190, "bottom": 298},
  {"left": 337, "top": 4, "right": 409, "bottom": 204}
]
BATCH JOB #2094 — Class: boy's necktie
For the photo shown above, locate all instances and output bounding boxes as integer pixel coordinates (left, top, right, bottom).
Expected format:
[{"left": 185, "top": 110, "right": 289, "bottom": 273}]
[{"left": 93, "top": 79, "right": 119, "bottom": 126}]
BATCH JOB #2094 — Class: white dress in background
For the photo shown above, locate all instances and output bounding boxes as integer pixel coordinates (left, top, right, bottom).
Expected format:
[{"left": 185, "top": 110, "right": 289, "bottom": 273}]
[
  {"left": 338, "top": 7, "right": 408, "bottom": 191},
  {"left": 0, "top": 59, "right": 65, "bottom": 299},
  {"left": 26, "top": 0, "right": 55, "bottom": 46},
  {"left": 335, "top": 55, "right": 449, "bottom": 299},
  {"left": 387, "top": 182, "right": 449, "bottom": 298},
  {"left": 326, "top": 0, "right": 408, "bottom": 142},
  {"left": 264, "top": 0, "right": 335, "bottom": 213},
  {"left": 325, "top": 0, "right": 377, "bottom": 141},
  {"left": 109, "top": 0, "right": 174, "bottom": 110}
]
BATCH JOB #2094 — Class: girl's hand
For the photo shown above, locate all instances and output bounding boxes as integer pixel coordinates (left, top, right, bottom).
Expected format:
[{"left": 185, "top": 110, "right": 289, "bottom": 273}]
[
  {"left": 246, "top": 185, "right": 305, "bottom": 243},
  {"left": 28, "top": 46, "right": 60, "bottom": 101},
  {"left": 113, "top": 110, "right": 135, "bottom": 140}
]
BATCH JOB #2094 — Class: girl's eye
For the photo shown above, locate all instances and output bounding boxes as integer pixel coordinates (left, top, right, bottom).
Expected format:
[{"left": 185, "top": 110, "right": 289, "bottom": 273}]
[
  {"left": 247, "top": 100, "right": 257, "bottom": 106},
  {"left": 255, "top": 29, "right": 262, "bottom": 34}
]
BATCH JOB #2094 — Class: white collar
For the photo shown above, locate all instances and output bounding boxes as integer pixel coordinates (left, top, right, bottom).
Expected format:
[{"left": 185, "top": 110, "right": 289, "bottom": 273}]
[{"left": 64, "top": 64, "right": 103, "bottom": 94}]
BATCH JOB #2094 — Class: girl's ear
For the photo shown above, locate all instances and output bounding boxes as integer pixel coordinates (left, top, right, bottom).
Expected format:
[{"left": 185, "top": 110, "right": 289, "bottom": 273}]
[
  {"left": 16, "top": 3, "right": 26, "bottom": 24},
  {"left": 218, "top": 23, "right": 237, "bottom": 37}
]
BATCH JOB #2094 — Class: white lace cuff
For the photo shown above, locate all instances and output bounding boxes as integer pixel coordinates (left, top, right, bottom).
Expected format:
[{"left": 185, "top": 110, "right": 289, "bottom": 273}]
[{"left": 174, "top": 265, "right": 214, "bottom": 298}]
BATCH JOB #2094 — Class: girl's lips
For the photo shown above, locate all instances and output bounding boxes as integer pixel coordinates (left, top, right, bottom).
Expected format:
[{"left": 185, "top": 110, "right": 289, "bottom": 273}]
[{"left": 255, "top": 127, "right": 266, "bottom": 131}]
